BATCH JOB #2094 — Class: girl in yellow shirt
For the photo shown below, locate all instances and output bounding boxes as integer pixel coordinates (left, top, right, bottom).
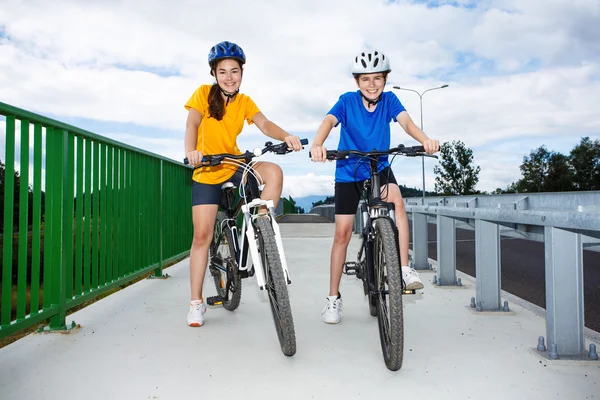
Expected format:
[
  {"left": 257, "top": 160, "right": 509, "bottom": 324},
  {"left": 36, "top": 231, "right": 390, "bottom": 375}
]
[{"left": 184, "top": 41, "right": 303, "bottom": 327}]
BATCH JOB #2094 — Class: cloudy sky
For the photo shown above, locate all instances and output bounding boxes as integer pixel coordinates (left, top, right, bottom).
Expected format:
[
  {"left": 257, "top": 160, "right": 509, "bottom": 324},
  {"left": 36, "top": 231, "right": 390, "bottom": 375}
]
[{"left": 1, "top": 0, "right": 599, "bottom": 198}]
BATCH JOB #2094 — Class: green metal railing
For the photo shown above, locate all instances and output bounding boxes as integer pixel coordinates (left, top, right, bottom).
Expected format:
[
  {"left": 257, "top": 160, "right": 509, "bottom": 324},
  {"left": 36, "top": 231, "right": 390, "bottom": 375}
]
[{"left": 0, "top": 102, "right": 192, "bottom": 338}]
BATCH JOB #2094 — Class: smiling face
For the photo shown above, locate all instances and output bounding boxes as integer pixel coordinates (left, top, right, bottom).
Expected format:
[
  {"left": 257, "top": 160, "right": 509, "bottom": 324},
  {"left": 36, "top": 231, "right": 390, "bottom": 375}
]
[
  {"left": 214, "top": 58, "right": 243, "bottom": 94},
  {"left": 355, "top": 72, "right": 386, "bottom": 101}
]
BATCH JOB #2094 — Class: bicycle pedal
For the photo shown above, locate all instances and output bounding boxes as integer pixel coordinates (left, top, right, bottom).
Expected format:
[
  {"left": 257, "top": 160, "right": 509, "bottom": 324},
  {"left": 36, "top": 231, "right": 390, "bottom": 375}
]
[
  {"left": 343, "top": 262, "right": 358, "bottom": 275},
  {"left": 206, "top": 296, "right": 225, "bottom": 306},
  {"left": 403, "top": 289, "right": 416, "bottom": 295}
]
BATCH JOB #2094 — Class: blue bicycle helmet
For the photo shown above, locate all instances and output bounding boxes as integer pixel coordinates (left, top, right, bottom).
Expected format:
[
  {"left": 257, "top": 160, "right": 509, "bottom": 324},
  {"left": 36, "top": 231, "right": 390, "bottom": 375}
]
[{"left": 208, "top": 41, "right": 246, "bottom": 67}]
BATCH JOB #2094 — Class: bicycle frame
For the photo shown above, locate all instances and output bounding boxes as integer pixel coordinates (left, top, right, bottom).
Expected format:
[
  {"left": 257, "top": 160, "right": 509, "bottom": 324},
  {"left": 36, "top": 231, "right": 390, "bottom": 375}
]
[
  {"left": 212, "top": 165, "right": 291, "bottom": 291},
  {"left": 356, "top": 157, "right": 402, "bottom": 295}
]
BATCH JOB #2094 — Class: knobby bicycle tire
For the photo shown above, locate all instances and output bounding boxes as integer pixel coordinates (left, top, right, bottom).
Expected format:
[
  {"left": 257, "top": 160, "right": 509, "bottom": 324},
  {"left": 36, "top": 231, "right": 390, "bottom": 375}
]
[
  {"left": 254, "top": 217, "right": 297, "bottom": 357},
  {"left": 373, "top": 218, "right": 404, "bottom": 371},
  {"left": 210, "top": 211, "right": 242, "bottom": 311}
]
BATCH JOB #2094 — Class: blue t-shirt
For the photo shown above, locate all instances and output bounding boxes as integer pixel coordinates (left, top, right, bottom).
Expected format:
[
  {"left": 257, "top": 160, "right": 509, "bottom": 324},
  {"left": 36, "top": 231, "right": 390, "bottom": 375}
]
[{"left": 328, "top": 90, "right": 406, "bottom": 182}]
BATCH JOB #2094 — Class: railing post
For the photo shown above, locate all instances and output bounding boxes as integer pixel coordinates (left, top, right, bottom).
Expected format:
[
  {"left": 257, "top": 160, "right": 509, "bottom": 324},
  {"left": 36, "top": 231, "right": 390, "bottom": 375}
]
[
  {"left": 411, "top": 212, "right": 430, "bottom": 270},
  {"left": 49, "top": 129, "right": 69, "bottom": 330},
  {"left": 475, "top": 219, "right": 501, "bottom": 310},
  {"left": 1, "top": 116, "right": 16, "bottom": 328},
  {"left": 154, "top": 160, "right": 164, "bottom": 277},
  {"left": 544, "top": 226, "right": 585, "bottom": 357},
  {"left": 436, "top": 215, "right": 456, "bottom": 285}
]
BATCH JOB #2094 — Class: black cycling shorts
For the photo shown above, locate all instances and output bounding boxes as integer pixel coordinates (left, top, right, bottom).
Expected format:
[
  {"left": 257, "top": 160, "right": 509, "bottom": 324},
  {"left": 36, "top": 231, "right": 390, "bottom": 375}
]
[
  {"left": 192, "top": 167, "right": 244, "bottom": 206},
  {"left": 334, "top": 167, "right": 398, "bottom": 215}
]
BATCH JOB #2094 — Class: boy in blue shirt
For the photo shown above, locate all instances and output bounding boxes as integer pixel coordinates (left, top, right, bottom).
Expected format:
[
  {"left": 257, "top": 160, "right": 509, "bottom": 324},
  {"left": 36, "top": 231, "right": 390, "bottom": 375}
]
[{"left": 310, "top": 50, "right": 440, "bottom": 324}]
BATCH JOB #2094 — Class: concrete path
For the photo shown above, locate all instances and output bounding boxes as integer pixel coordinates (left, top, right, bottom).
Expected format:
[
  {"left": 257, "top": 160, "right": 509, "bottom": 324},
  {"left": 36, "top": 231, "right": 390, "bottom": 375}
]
[{"left": 1, "top": 224, "right": 598, "bottom": 400}]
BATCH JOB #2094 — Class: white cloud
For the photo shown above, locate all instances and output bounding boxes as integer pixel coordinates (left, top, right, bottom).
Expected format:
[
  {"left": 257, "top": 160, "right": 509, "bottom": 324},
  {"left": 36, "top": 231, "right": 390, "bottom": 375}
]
[
  {"left": 281, "top": 173, "right": 335, "bottom": 198},
  {"left": 1, "top": 0, "right": 599, "bottom": 196}
]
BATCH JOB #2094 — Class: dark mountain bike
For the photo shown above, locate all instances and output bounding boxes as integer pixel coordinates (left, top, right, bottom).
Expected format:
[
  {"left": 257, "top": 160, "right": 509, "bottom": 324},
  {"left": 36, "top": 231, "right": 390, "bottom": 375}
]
[{"left": 323, "top": 144, "right": 436, "bottom": 371}]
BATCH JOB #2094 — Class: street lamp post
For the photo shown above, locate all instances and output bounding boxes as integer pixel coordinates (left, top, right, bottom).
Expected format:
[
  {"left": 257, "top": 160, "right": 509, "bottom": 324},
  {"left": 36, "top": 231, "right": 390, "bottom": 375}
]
[{"left": 392, "top": 84, "right": 449, "bottom": 198}]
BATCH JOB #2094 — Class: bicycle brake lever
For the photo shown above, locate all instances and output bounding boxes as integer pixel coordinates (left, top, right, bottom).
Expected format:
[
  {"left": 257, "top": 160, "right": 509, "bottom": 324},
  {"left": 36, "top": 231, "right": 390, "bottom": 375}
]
[
  {"left": 275, "top": 144, "right": 289, "bottom": 155},
  {"left": 209, "top": 156, "right": 224, "bottom": 166}
]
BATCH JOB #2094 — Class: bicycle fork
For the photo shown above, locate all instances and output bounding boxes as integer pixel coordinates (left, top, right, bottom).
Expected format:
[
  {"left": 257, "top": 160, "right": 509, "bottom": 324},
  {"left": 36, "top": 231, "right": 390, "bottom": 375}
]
[{"left": 240, "top": 198, "right": 291, "bottom": 290}]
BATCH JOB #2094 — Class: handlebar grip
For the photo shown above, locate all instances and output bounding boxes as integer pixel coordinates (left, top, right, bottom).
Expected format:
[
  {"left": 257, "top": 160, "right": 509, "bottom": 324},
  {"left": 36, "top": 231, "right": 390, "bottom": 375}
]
[
  {"left": 412, "top": 145, "right": 425, "bottom": 152},
  {"left": 183, "top": 157, "right": 209, "bottom": 166}
]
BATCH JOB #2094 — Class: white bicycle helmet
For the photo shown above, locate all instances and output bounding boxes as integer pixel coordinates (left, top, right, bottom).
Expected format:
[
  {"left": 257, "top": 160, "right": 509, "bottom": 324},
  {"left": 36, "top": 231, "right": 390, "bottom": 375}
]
[{"left": 351, "top": 50, "right": 391, "bottom": 74}]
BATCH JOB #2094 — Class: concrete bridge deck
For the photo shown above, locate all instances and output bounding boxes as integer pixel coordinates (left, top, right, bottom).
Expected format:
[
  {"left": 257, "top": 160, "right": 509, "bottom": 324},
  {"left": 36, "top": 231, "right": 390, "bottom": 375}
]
[{"left": 1, "top": 224, "right": 598, "bottom": 400}]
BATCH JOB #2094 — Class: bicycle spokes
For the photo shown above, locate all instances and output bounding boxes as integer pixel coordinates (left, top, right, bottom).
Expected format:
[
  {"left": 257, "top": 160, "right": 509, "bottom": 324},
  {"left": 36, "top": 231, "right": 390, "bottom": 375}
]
[{"left": 376, "top": 235, "right": 392, "bottom": 348}]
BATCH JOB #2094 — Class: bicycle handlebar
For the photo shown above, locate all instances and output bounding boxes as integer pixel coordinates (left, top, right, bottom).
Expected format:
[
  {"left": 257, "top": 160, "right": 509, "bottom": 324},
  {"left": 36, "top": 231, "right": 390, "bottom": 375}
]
[
  {"left": 184, "top": 138, "right": 308, "bottom": 167},
  {"left": 310, "top": 144, "right": 438, "bottom": 160}
]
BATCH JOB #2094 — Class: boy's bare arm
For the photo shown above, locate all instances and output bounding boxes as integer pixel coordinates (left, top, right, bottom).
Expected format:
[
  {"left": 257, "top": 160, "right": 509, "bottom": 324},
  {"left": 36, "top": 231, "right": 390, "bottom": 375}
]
[
  {"left": 396, "top": 111, "right": 439, "bottom": 154},
  {"left": 310, "top": 114, "right": 338, "bottom": 162}
]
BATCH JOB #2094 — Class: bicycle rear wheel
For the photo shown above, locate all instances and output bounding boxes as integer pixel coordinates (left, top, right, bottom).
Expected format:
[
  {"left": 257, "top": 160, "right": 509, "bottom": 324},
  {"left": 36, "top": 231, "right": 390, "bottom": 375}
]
[
  {"left": 254, "top": 217, "right": 296, "bottom": 357},
  {"left": 209, "top": 211, "right": 242, "bottom": 311},
  {"left": 373, "top": 218, "right": 404, "bottom": 371}
]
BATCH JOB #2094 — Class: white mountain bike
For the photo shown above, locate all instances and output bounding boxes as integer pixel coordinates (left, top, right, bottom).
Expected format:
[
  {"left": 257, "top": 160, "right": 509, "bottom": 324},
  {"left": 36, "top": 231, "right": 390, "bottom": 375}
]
[{"left": 185, "top": 138, "right": 307, "bottom": 356}]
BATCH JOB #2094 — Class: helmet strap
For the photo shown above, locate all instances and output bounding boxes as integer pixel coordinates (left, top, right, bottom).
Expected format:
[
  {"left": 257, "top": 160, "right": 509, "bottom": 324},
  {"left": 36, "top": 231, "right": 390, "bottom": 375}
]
[
  {"left": 218, "top": 85, "right": 239, "bottom": 105},
  {"left": 361, "top": 92, "right": 382, "bottom": 108}
]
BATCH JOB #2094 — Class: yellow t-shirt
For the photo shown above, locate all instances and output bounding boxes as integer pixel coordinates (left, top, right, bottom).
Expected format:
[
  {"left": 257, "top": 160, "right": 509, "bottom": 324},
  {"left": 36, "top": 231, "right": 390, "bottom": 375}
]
[{"left": 185, "top": 84, "right": 260, "bottom": 184}]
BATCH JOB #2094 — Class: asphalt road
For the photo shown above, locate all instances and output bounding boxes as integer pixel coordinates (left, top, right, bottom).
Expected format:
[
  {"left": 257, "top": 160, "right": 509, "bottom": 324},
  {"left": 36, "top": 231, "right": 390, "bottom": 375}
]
[{"left": 410, "top": 223, "right": 600, "bottom": 333}]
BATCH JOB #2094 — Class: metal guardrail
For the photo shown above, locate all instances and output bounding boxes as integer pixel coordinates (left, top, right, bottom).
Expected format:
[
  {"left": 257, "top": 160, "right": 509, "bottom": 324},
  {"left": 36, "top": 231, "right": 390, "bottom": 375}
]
[
  {"left": 0, "top": 101, "right": 193, "bottom": 339},
  {"left": 309, "top": 204, "right": 335, "bottom": 222},
  {"left": 404, "top": 193, "right": 600, "bottom": 361},
  {"left": 310, "top": 192, "right": 600, "bottom": 360}
]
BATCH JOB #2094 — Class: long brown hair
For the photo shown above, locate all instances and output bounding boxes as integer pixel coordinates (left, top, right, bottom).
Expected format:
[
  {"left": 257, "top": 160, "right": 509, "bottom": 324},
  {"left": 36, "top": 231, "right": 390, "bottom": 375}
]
[{"left": 207, "top": 59, "right": 243, "bottom": 121}]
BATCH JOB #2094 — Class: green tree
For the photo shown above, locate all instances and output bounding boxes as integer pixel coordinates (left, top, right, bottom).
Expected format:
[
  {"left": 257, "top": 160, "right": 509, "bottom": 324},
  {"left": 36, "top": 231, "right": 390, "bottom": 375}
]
[
  {"left": 516, "top": 146, "right": 550, "bottom": 192},
  {"left": 0, "top": 159, "right": 45, "bottom": 234},
  {"left": 545, "top": 153, "right": 574, "bottom": 191},
  {"left": 283, "top": 195, "right": 305, "bottom": 214},
  {"left": 1, "top": 159, "right": 23, "bottom": 234},
  {"left": 433, "top": 140, "right": 481, "bottom": 195},
  {"left": 399, "top": 185, "right": 437, "bottom": 198},
  {"left": 570, "top": 136, "right": 600, "bottom": 190},
  {"left": 311, "top": 196, "right": 335, "bottom": 208},
  {"left": 516, "top": 146, "right": 574, "bottom": 192}
]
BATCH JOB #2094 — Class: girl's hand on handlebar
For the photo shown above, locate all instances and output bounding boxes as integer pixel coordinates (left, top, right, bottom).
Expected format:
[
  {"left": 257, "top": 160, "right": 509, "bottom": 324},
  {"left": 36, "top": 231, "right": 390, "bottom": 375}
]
[
  {"left": 310, "top": 144, "right": 328, "bottom": 163},
  {"left": 185, "top": 150, "right": 203, "bottom": 166},
  {"left": 284, "top": 135, "right": 304, "bottom": 152},
  {"left": 422, "top": 139, "right": 439, "bottom": 154}
]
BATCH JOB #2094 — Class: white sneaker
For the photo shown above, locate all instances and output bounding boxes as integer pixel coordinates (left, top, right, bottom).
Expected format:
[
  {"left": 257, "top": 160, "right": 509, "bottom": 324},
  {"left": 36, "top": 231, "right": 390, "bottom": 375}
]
[
  {"left": 321, "top": 294, "right": 343, "bottom": 324},
  {"left": 402, "top": 266, "right": 424, "bottom": 290},
  {"left": 186, "top": 301, "right": 207, "bottom": 327}
]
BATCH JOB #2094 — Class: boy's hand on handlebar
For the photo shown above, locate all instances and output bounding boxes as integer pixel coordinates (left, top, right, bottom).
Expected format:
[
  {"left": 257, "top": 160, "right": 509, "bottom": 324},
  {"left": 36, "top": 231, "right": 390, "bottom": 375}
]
[
  {"left": 310, "top": 144, "right": 328, "bottom": 163},
  {"left": 185, "top": 150, "right": 203, "bottom": 166},
  {"left": 422, "top": 139, "right": 439, "bottom": 154},
  {"left": 284, "top": 135, "right": 304, "bottom": 152}
]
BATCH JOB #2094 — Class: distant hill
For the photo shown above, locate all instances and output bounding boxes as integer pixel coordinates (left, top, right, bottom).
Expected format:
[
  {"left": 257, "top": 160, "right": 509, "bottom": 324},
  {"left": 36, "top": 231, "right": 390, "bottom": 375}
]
[
  {"left": 293, "top": 195, "right": 329, "bottom": 213},
  {"left": 291, "top": 186, "right": 434, "bottom": 213}
]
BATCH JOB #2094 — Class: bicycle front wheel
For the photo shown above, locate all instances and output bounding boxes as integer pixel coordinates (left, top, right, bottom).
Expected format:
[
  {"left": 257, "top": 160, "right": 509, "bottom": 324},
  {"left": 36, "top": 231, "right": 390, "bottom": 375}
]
[
  {"left": 254, "top": 217, "right": 296, "bottom": 357},
  {"left": 210, "top": 211, "right": 242, "bottom": 311},
  {"left": 373, "top": 218, "right": 404, "bottom": 371}
]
